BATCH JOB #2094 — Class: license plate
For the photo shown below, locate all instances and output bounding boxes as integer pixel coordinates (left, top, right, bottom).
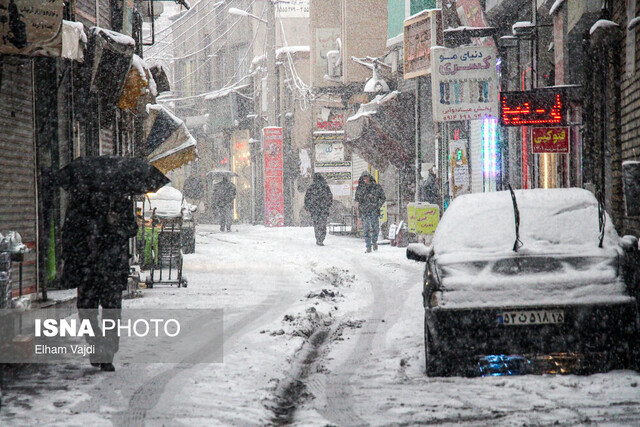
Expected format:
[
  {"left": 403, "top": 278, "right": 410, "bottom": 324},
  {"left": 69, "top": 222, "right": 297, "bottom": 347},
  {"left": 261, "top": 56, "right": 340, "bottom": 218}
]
[{"left": 498, "top": 310, "right": 565, "bottom": 326}]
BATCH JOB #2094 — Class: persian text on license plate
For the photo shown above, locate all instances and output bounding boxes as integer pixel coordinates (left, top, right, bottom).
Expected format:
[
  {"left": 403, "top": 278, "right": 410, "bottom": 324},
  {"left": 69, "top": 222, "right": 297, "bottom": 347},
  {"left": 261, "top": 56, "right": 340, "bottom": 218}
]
[{"left": 499, "top": 310, "right": 565, "bottom": 326}]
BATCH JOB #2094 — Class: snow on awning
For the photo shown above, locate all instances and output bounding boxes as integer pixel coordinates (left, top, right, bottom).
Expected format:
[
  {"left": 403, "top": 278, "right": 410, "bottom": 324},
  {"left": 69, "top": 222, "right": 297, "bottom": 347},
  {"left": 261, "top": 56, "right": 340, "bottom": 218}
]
[
  {"left": 85, "top": 27, "right": 136, "bottom": 111},
  {"left": 345, "top": 91, "right": 415, "bottom": 170},
  {"left": 62, "top": 20, "right": 87, "bottom": 62},
  {"left": 145, "top": 104, "right": 198, "bottom": 173},
  {"left": 92, "top": 27, "right": 135, "bottom": 47},
  {"left": 590, "top": 19, "right": 619, "bottom": 35},
  {"left": 118, "top": 55, "right": 157, "bottom": 111}
]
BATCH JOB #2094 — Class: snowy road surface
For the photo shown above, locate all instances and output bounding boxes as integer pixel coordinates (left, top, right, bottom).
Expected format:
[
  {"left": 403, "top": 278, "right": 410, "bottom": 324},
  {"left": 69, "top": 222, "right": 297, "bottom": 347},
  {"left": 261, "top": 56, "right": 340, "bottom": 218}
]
[{"left": 1, "top": 224, "right": 640, "bottom": 426}]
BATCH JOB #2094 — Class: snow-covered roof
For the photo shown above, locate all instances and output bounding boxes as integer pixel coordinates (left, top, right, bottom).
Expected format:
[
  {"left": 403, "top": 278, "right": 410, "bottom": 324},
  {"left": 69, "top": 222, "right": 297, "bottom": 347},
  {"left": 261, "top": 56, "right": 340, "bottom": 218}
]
[
  {"left": 404, "top": 8, "right": 438, "bottom": 23},
  {"left": 590, "top": 19, "right": 619, "bottom": 35},
  {"left": 628, "top": 16, "right": 640, "bottom": 30}
]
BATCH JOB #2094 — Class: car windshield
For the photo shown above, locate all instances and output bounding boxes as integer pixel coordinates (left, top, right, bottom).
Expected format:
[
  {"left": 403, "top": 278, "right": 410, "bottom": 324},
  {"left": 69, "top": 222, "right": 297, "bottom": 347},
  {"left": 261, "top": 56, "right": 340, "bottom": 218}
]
[{"left": 432, "top": 188, "right": 620, "bottom": 260}]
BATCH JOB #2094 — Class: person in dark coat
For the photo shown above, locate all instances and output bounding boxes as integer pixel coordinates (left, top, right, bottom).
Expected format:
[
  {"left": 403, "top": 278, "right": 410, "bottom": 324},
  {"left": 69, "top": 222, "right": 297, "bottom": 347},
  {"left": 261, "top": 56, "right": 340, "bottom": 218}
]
[
  {"left": 212, "top": 176, "right": 236, "bottom": 232},
  {"left": 61, "top": 193, "right": 137, "bottom": 372},
  {"left": 304, "top": 173, "right": 333, "bottom": 246},
  {"left": 355, "top": 172, "right": 386, "bottom": 253},
  {"left": 419, "top": 166, "right": 440, "bottom": 205}
]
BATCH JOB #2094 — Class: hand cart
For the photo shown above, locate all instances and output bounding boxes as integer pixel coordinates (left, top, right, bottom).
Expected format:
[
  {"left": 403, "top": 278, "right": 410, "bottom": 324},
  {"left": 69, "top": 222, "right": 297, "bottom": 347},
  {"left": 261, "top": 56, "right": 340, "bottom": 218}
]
[
  {"left": 137, "top": 199, "right": 188, "bottom": 289},
  {"left": 146, "top": 212, "right": 187, "bottom": 288}
]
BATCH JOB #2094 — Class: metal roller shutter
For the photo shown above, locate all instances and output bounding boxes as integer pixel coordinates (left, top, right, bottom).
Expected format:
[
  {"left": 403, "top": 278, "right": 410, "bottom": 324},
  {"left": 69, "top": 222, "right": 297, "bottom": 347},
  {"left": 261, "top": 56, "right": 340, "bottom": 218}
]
[{"left": 0, "top": 57, "right": 38, "bottom": 297}]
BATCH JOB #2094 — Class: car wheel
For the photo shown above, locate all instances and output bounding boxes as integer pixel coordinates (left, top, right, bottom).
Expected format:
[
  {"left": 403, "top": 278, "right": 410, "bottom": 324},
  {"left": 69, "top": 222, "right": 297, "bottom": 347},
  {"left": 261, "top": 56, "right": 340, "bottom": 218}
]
[{"left": 424, "top": 317, "right": 447, "bottom": 377}]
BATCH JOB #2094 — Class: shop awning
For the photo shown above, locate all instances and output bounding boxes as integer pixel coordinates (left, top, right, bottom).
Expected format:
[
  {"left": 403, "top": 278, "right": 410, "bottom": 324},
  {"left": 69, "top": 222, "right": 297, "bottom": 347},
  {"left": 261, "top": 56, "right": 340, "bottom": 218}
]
[
  {"left": 345, "top": 91, "right": 415, "bottom": 170},
  {"left": 86, "top": 27, "right": 136, "bottom": 112},
  {"left": 118, "top": 54, "right": 157, "bottom": 111},
  {"left": 205, "top": 84, "right": 252, "bottom": 130},
  {"left": 148, "top": 62, "right": 171, "bottom": 93},
  {"left": 61, "top": 20, "right": 87, "bottom": 62},
  {"left": 145, "top": 104, "right": 198, "bottom": 174}
]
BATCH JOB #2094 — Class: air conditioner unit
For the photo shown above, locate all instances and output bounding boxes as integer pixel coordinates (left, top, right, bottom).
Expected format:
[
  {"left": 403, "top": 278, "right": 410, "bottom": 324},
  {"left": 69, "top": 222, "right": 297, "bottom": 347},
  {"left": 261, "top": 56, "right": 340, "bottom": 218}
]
[{"left": 327, "top": 50, "right": 342, "bottom": 78}]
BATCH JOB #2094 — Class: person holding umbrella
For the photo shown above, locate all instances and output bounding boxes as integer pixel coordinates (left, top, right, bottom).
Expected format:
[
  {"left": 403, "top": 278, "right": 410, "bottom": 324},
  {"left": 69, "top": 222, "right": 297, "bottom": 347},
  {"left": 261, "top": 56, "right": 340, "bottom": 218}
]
[
  {"left": 304, "top": 173, "right": 333, "bottom": 246},
  {"left": 212, "top": 176, "right": 236, "bottom": 232},
  {"left": 58, "top": 156, "right": 169, "bottom": 372}
]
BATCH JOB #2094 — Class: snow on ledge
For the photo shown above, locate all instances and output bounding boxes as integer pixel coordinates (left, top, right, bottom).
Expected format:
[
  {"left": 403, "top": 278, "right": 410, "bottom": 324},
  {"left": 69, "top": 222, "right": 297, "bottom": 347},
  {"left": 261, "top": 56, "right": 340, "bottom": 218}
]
[
  {"left": 628, "top": 16, "right": 640, "bottom": 31},
  {"left": 590, "top": 19, "right": 619, "bottom": 35},
  {"left": 549, "top": 0, "right": 565, "bottom": 16},
  {"left": 92, "top": 27, "right": 136, "bottom": 46},
  {"left": 276, "top": 46, "right": 309, "bottom": 58}
]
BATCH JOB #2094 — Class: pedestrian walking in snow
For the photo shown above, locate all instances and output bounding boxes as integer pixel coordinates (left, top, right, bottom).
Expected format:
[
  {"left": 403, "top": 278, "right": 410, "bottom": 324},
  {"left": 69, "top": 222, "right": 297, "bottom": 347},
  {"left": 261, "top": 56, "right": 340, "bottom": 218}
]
[
  {"left": 212, "top": 176, "right": 236, "bottom": 232},
  {"left": 304, "top": 173, "right": 333, "bottom": 246},
  {"left": 355, "top": 172, "right": 386, "bottom": 253},
  {"left": 61, "top": 193, "right": 138, "bottom": 372},
  {"left": 419, "top": 166, "right": 440, "bottom": 206}
]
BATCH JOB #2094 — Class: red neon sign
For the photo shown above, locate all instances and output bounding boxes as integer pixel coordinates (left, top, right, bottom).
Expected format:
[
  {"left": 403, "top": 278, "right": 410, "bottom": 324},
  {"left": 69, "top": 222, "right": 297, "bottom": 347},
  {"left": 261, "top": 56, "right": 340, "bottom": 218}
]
[{"left": 500, "top": 89, "right": 565, "bottom": 126}]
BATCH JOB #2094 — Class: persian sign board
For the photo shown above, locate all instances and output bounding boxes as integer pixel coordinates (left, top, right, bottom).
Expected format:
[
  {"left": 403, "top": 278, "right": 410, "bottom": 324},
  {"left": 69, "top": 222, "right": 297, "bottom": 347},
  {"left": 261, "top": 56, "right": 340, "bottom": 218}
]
[
  {"left": 403, "top": 9, "right": 442, "bottom": 79},
  {"left": 449, "top": 139, "right": 470, "bottom": 197},
  {"left": 0, "top": 0, "right": 64, "bottom": 57},
  {"left": 500, "top": 89, "right": 566, "bottom": 126},
  {"left": 314, "top": 161, "right": 351, "bottom": 181},
  {"left": 407, "top": 202, "right": 440, "bottom": 235},
  {"left": 531, "top": 127, "right": 570, "bottom": 154},
  {"left": 276, "top": 0, "right": 309, "bottom": 18},
  {"left": 431, "top": 46, "right": 499, "bottom": 122},
  {"left": 313, "top": 131, "right": 345, "bottom": 162},
  {"left": 264, "top": 127, "right": 284, "bottom": 227}
]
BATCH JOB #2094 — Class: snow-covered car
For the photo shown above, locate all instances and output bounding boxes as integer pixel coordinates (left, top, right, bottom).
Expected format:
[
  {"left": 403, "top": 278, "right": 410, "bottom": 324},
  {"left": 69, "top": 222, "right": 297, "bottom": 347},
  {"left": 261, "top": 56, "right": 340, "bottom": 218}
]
[
  {"left": 407, "top": 188, "right": 640, "bottom": 377},
  {"left": 139, "top": 185, "right": 197, "bottom": 254}
]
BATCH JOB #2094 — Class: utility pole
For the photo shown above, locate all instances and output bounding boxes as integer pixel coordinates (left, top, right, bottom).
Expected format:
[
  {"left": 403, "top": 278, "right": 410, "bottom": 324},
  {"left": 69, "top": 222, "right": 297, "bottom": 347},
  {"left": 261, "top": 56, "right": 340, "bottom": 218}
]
[{"left": 266, "top": 0, "right": 278, "bottom": 126}]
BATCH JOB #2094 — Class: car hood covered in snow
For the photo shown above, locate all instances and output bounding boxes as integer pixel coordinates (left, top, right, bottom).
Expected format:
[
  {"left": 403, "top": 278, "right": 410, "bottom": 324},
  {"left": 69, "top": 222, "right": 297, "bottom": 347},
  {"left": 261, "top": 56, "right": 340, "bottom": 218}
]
[{"left": 431, "top": 188, "right": 631, "bottom": 309}]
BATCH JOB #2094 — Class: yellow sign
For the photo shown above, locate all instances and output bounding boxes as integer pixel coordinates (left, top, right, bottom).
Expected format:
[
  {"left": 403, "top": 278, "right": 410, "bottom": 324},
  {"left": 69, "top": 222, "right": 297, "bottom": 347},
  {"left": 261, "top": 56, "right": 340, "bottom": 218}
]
[
  {"left": 379, "top": 202, "right": 387, "bottom": 223},
  {"left": 408, "top": 202, "right": 440, "bottom": 235}
]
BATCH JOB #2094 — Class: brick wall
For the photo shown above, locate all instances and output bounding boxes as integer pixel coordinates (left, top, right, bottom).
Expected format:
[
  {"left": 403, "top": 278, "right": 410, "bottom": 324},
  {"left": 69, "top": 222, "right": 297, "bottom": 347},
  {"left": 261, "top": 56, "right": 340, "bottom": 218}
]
[{"left": 616, "top": 0, "right": 640, "bottom": 236}]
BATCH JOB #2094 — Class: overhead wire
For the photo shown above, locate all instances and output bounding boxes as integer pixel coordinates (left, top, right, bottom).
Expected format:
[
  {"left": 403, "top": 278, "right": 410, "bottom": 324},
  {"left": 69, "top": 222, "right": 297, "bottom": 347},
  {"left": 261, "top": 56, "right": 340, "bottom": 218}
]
[
  {"left": 143, "top": 0, "right": 204, "bottom": 40},
  {"left": 146, "top": 0, "right": 237, "bottom": 59},
  {"left": 170, "top": 0, "right": 258, "bottom": 87},
  {"left": 168, "top": 0, "right": 262, "bottom": 97}
]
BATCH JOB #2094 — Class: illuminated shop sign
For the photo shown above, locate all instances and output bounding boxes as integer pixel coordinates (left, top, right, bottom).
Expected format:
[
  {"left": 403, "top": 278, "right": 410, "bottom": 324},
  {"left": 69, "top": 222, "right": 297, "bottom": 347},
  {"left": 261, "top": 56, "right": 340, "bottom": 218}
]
[{"left": 499, "top": 89, "right": 565, "bottom": 126}]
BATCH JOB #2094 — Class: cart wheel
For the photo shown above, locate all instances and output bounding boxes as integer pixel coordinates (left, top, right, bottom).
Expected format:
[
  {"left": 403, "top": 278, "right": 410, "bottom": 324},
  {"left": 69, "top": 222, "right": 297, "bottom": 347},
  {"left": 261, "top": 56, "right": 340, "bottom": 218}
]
[
  {"left": 145, "top": 276, "right": 153, "bottom": 289},
  {"left": 181, "top": 277, "right": 188, "bottom": 288}
]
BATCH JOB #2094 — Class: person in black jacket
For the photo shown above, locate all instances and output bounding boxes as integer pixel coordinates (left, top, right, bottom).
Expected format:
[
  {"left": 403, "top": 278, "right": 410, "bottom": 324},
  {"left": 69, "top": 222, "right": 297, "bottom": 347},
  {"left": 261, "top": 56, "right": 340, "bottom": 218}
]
[
  {"left": 61, "top": 193, "right": 137, "bottom": 372},
  {"left": 304, "top": 173, "right": 333, "bottom": 246},
  {"left": 212, "top": 176, "right": 236, "bottom": 232},
  {"left": 355, "top": 172, "right": 386, "bottom": 253}
]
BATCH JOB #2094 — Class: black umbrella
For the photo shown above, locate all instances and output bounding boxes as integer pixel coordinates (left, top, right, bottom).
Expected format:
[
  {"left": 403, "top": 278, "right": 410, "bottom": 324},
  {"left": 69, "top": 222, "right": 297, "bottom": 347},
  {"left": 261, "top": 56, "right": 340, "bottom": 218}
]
[{"left": 57, "top": 156, "right": 170, "bottom": 195}]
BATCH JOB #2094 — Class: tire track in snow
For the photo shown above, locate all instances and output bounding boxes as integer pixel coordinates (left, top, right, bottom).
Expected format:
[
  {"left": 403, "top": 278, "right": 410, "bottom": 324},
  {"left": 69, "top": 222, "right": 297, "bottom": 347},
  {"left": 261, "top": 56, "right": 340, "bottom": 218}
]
[
  {"left": 313, "top": 250, "right": 415, "bottom": 426},
  {"left": 112, "top": 292, "right": 287, "bottom": 427}
]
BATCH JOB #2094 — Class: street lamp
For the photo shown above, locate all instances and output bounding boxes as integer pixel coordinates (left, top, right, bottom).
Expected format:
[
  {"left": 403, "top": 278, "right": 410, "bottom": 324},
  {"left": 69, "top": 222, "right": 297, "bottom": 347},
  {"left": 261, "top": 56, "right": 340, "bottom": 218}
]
[{"left": 228, "top": 7, "right": 268, "bottom": 24}]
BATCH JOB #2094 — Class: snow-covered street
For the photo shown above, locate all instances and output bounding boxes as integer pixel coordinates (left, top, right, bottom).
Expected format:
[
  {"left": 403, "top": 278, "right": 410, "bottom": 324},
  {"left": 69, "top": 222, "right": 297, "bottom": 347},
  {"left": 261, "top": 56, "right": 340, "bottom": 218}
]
[{"left": 2, "top": 224, "right": 640, "bottom": 426}]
